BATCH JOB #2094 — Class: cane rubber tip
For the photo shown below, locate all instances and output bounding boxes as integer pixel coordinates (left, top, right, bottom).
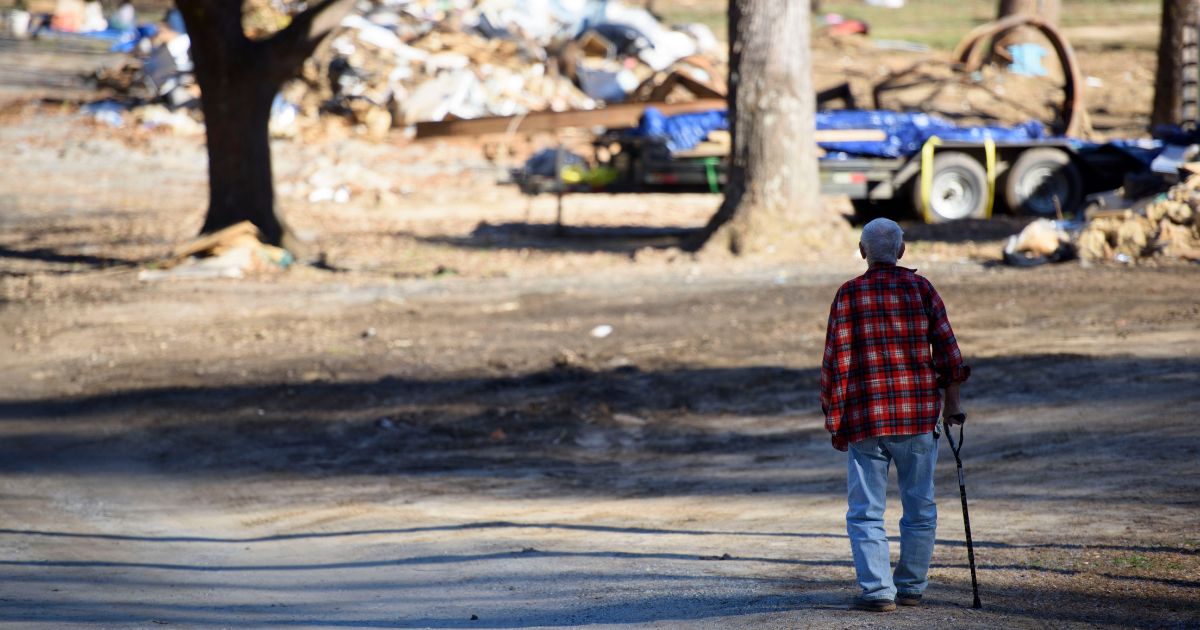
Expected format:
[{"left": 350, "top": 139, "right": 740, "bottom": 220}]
[{"left": 972, "top": 599, "right": 982, "bottom": 609}]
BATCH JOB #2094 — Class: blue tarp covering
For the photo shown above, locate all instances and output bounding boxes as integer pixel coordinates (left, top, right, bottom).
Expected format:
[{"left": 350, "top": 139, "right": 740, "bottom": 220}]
[
  {"left": 816, "top": 110, "right": 1046, "bottom": 158},
  {"left": 634, "top": 107, "right": 1049, "bottom": 159},
  {"left": 636, "top": 108, "right": 728, "bottom": 152},
  {"left": 1072, "top": 138, "right": 1163, "bottom": 167},
  {"left": 36, "top": 25, "right": 156, "bottom": 53}
]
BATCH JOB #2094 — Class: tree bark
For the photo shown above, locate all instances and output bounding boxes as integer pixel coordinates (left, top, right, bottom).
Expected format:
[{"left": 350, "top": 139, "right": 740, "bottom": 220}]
[
  {"left": 993, "top": 0, "right": 1060, "bottom": 54},
  {"left": 686, "top": 0, "right": 826, "bottom": 255},
  {"left": 997, "top": 0, "right": 1059, "bottom": 24},
  {"left": 1153, "top": 0, "right": 1200, "bottom": 127},
  {"left": 177, "top": 0, "right": 354, "bottom": 246}
]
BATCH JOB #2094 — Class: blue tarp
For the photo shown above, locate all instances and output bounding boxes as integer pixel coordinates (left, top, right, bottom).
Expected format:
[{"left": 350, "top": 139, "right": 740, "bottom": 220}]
[
  {"left": 816, "top": 110, "right": 1046, "bottom": 158},
  {"left": 636, "top": 108, "right": 728, "bottom": 152},
  {"left": 1072, "top": 138, "right": 1163, "bottom": 167},
  {"left": 633, "top": 107, "right": 1049, "bottom": 159},
  {"left": 36, "top": 25, "right": 157, "bottom": 53}
]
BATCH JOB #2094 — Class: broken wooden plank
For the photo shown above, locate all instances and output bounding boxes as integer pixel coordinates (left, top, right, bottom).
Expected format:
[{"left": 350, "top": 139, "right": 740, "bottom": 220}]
[
  {"left": 673, "top": 71, "right": 726, "bottom": 100},
  {"left": 813, "top": 128, "right": 888, "bottom": 142},
  {"left": 817, "top": 82, "right": 857, "bottom": 108},
  {"left": 671, "top": 143, "right": 728, "bottom": 159},
  {"left": 170, "top": 221, "right": 261, "bottom": 261},
  {"left": 670, "top": 128, "right": 888, "bottom": 158},
  {"left": 414, "top": 99, "right": 728, "bottom": 139}
]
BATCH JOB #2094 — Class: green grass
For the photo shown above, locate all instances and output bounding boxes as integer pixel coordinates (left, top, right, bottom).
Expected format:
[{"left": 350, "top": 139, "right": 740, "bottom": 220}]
[
  {"left": 656, "top": 0, "right": 1160, "bottom": 51},
  {"left": 2, "top": 0, "right": 1159, "bottom": 53},
  {"left": 1111, "top": 554, "right": 1153, "bottom": 569}
]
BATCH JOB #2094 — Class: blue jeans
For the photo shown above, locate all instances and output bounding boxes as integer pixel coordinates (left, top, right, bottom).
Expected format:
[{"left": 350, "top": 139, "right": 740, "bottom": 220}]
[{"left": 846, "top": 432, "right": 938, "bottom": 601}]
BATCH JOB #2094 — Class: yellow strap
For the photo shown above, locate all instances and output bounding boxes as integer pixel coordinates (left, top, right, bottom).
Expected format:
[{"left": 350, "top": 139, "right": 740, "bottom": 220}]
[
  {"left": 920, "top": 136, "right": 942, "bottom": 224},
  {"left": 920, "top": 136, "right": 997, "bottom": 222},
  {"left": 983, "top": 138, "right": 996, "bottom": 219}
]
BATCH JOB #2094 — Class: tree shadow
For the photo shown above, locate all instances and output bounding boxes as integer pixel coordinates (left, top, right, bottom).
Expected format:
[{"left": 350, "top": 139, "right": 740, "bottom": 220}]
[
  {"left": 0, "top": 354, "right": 1196, "bottom": 498},
  {"left": 0, "top": 546, "right": 1194, "bottom": 627},
  {"left": 1, "top": 521, "right": 1195, "bottom": 557},
  {"left": 416, "top": 221, "right": 704, "bottom": 254},
  {"left": 900, "top": 217, "right": 1032, "bottom": 244},
  {"left": 0, "top": 244, "right": 139, "bottom": 269}
]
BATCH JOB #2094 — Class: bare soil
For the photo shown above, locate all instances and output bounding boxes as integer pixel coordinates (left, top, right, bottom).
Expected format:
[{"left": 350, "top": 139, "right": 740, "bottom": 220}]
[{"left": 1, "top": 31, "right": 1198, "bottom": 630}]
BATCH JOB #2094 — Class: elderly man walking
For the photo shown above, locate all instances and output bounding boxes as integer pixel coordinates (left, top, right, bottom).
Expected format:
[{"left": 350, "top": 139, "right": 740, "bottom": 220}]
[{"left": 820, "top": 218, "right": 971, "bottom": 612}]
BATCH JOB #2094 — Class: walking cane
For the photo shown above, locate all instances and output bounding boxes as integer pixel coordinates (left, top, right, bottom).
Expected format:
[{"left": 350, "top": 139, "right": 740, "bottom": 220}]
[{"left": 941, "top": 413, "right": 982, "bottom": 609}]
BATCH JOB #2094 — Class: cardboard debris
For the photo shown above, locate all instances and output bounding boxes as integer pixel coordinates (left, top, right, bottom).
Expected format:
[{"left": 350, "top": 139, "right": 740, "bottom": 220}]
[
  {"left": 141, "top": 221, "right": 293, "bottom": 281},
  {"left": 1012, "top": 219, "right": 1064, "bottom": 257},
  {"left": 1077, "top": 169, "right": 1200, "bottom": 263},
  {"left": 100, "top": 0, "right": 728, "bottom": 140}
]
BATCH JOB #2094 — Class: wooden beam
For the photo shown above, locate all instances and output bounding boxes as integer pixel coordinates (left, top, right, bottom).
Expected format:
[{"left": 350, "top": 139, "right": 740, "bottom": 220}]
[
  {"left": 414, "top": 99, "right": 728, "bottom": 139},
  {"left": 812, "top": 128, "right": 888, "bottom": 142},
  {"left": 670, "top": 128, "right": 888, "bottom": 158}
]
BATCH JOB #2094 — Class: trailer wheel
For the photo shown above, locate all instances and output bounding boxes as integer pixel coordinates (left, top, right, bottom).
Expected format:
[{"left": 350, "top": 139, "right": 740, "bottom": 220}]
[
  {"left": 1003, "top": 148, "right": 1082, "bottom": 217},
  {"left": 912, "top": 152, "right": 989, "bottom": 222}
]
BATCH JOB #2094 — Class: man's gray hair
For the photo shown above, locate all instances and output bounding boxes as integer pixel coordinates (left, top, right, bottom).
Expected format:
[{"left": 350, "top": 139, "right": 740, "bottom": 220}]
[{"left": 860, "top": 218, "right": 904, "bottom": 264}]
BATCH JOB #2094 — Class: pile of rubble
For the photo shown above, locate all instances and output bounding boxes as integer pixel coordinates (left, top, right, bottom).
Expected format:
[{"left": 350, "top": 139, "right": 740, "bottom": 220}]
[
  {"left": 84, "top": 0, "right": 1094, "bottom": 146},
  {"left": 88, "top": 0, "right": 723, "bottom": 139},
  {"left": 282, "top": 0, "right": 722, "bottom": 138},
  {"left": 1005, "top": 165, "right": 1200, "bottom": 266},
  {"left": 1077, "top": 172, "right": 1200, "bottom": 263}
]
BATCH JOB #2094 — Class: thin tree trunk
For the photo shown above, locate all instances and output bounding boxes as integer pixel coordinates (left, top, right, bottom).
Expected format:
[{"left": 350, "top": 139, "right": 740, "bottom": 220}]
[
  {"left": 177, "top": 0, "right": 354, "bottom": 246},
  {"left": 993, "top": 0, "right": 1060, "bottom": 56},
  {"left": 1153, "top": 0, "right": 1200, "bottom": 127},
  {"left": 686, "top": 0, "right": 826, "bottom": 255},
  {"left": 997, "top": 0, "right": 1059, "bottom": 24}
]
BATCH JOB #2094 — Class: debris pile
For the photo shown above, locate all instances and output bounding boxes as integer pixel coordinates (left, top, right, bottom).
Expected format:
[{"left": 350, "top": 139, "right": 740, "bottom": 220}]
[
  {"left": 89, "top": 0, "right": 723, "bottom": 138},
  {"left": 1077, "top": 173, "right": 1200, "bottom": 263},
  {"left": 284, "top": 0, "right": 723, "bottom": 136},
  {"left": 1002, "top": 218, "right": 1075, "bottom": 267}
]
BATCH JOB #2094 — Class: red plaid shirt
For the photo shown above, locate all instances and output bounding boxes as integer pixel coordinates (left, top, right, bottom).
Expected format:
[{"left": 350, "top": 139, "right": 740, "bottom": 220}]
[{"left": 820, "top": 265, "right": 970, "bottom": 448}]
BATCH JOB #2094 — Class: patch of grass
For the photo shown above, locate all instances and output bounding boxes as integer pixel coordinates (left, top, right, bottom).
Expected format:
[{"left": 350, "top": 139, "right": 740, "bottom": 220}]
[
  {"left": 655, "top": 0, "right": 1160, "bottom": 52},
  {"left": 1028, "top": 556, "right": 1075, "bottom": 572},
  {"left": 1059, "top": 1, "right": 1160, "bottom": 27},
  {"left": 656, "top": 7, "right": 726, "bottom": 36},
  {"left": 1111, "top": 554, "right": 1154, "bottom": 569},
  {"left": 821, "top": 0, "right": 994, "bottom": 50}
]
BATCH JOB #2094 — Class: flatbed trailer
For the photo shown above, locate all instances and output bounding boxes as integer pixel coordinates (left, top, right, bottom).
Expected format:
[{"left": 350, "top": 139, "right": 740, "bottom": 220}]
[{"left": 513, "top": 133, "right": 1148, "bottom": 223}]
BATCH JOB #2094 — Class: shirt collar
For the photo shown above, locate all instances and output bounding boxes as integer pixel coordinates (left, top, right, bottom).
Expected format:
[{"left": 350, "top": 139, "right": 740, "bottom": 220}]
[{"left": 866, "top": 263, "right": 917, "bottom": 273}]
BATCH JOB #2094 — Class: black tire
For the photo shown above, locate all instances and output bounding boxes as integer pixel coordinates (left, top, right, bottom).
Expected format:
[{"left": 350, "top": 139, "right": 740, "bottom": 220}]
[
  {"left": 911, "top": 152, "right": 989, "bottom": 223},
  {"left": 1003, "top": 148, "right": 1083, "bottom": 217}
]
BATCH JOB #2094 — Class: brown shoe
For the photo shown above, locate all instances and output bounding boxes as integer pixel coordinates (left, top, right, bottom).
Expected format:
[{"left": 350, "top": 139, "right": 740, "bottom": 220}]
[
  {"left": 853, "top": 597, "right": 897, "bottom": 612},
  {"left": 896, "top": 593, "right": 923, "bottom": 607}
]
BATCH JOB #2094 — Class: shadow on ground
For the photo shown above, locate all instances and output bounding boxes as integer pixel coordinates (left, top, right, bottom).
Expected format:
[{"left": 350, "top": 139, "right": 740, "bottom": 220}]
[
  {"left": 0, "top": 544, "right": 1194, "bottom": 627},
  {"left": 0, "top": 354, "right": 1196, "bottom": 493},
  {"left": 900, "top": 218, "right": 1033, "bottom": 244},
  {"left": 2, "top": 521, "right": 1196, "bottom": 559},
  {"left": 0, "top": 244, "right": 140, "bottom": 269},
  {"left": 417, "top": 222, "right": 704, "bottom": 254}
]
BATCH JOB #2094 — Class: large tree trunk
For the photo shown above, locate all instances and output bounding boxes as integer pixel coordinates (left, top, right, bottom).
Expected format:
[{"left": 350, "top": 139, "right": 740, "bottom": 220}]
[
  {"left": 687, "top": 0, "right": 825, "bottom": 255},
  {"left": 1153, "top": 0, "right": 1200, "bottom": 127},
  {"left": 189, "top": 38, "right": 282, "bottom": 243},
  {"left": 177, "top": 0, "right": 354, "bottom": 246}
]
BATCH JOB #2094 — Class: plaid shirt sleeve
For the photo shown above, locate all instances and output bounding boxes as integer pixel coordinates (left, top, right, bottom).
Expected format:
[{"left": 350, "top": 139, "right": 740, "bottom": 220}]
[
  {"left": 920, "top": 278, "right": 971, "bottom": 388},
  {"left": 820, "top": 285, "right": 849, "bottom": 436}
]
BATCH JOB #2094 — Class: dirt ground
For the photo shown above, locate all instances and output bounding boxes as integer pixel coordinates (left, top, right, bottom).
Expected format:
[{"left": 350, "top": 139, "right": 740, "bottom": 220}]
[{"left": 2, "top": 23, "right": 1199, "bottom": 629}]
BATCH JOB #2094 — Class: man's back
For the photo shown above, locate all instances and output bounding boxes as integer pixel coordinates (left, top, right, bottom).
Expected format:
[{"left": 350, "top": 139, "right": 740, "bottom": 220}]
[{"left": 820, "top": 266, "right": 969, "bottom": 446}]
